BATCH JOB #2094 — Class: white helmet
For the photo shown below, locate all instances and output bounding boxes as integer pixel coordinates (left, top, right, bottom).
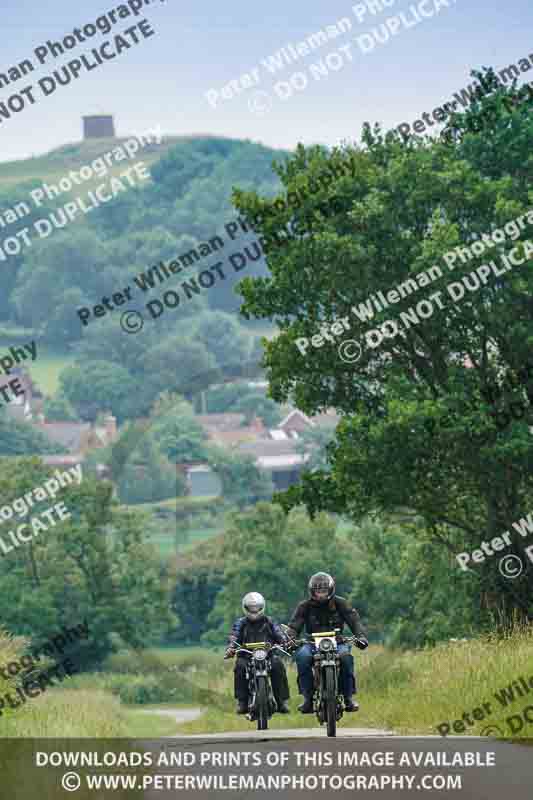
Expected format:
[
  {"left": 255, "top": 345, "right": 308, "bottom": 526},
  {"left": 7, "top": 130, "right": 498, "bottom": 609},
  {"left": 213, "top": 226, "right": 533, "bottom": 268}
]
[{"left": 242, "top": 592, "right": 266, "bottom": 621}]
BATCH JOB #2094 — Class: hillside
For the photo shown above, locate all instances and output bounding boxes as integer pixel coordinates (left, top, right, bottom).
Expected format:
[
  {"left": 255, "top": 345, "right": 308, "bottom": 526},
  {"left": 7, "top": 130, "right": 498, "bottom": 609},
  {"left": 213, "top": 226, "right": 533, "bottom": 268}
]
[
  {"left": 0, "top": 134, "right": 236, "bottom": 189},
  {"left": 0, "top": 134, "right": 289, "bottom": 348}
]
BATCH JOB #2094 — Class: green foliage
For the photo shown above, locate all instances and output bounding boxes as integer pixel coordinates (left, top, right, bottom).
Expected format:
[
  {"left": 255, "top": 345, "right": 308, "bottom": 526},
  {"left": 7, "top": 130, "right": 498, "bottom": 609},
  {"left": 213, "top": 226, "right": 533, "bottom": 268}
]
[
  {"left": 0, "top": 458, "right": 175, "bottom": 665},
  {"left": 0, "top": 136, "right": 286, "bottom": 343},
  {"left": 234, "top": 392, "right": 282, "bottom": 428},
  {"left": 207, "top": 445, "right": 274, "bottom": 508},
  {"left": 204, "top": 503, "right": 359, "bottom": 643},
  {"left": 205, "top": 382, "right": 244, "bottom": 412},
  {"left": 204, "top": 381, "right": 282, "bottom": 428},
  {"left": 110, "top": 673, "right": 172, "bottom": 705},
  {"left": 116, "top": 434, "right": 182, "bottom": 504},
  {"left": 59, "top": 360, "right": 139, "bottom": 422},
  {"left": 235, "top": 83, "right": 533, "bottom": 625},
  {"left": 171, "top": 536, "right": 225, "bottom": 644},
  {"left": 141, "top": 337, "right": 217, "bottom": 401},
  {"left": 0, "top": 410, "right": 63, "bottom": 455},
  {"left": 11, "top": 229, "right": 111, "bottom": 344},
  {"left": 294, "top": 423, "right": 336, "bottom": 472},
  {"left": 42, "top": 392, "right": 79, "bottom": 422},
  {"left": 152, "top": 407, "right": 209, "bottom": 463},
  {"left": 73, "top": 315, "right": 160, "bottom": 377},
  {"left": 194, "top": 311, "right": 252, "bottom": 366},
  {"left": 347, "top": 517, "right": 489, "bottom": 647}
]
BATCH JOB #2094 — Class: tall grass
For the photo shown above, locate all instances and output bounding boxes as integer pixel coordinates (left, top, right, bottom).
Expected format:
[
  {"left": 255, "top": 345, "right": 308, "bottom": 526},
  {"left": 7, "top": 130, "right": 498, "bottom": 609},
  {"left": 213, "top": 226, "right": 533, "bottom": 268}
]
[
  {"left": 0, "top": 633, "right": 180, "bottom": 738},
  {"left": 178, "top": 628, "right": 533, "bottom": 736}
]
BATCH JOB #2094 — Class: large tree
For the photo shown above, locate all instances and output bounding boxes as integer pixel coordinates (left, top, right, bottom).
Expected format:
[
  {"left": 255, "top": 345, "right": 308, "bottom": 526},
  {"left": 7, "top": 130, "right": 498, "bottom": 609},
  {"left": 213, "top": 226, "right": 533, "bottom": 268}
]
[
  {"left": 0, "top": 458, "right": 174, "bottom": 665},
  {"left": 59, "top": 360, "right": 141, "bottom": 422},
  {"left": 235, "top": 71, "right": 533, "bottom": 625},
  {"left": 0, "top": 410, "right": 63, "bottom": 455}
]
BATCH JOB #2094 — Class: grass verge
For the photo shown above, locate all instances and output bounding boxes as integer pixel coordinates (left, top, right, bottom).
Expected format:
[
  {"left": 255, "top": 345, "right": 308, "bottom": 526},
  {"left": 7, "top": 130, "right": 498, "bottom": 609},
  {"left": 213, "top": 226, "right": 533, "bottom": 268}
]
[{"left": 177, "top": 628, "right": 533, "bottom": 737}]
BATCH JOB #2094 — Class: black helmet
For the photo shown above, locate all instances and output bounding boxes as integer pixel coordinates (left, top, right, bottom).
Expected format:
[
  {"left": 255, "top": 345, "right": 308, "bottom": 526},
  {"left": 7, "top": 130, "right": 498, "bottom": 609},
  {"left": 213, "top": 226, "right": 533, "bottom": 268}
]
[{"left": 309, "top": 572, "right": 335, "bottom": 602}]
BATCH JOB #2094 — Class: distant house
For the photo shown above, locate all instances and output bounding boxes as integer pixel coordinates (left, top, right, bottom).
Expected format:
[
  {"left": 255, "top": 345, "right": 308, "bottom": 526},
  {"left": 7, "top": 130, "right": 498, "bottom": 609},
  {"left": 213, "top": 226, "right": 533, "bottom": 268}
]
[
  {"left": 237, "top": 438, "right": 309, "bottom": 491},
  {"left": 186, "top": 465, "right": 223, "bottom": 497},
  {"left": 178, "top": 408, "right": 341, "bottom": 495},
  {"left": 272, "top": 408, "right": 340, "bottom": 439},
  {"left": 1, "top": 368, "right": 43, "bottom": 422},
  {"left": 195, "top": 413, "right": 266, "bottom": 439},
  {"left": 31, "top": 415, "right": 118, "bottom": 473}
]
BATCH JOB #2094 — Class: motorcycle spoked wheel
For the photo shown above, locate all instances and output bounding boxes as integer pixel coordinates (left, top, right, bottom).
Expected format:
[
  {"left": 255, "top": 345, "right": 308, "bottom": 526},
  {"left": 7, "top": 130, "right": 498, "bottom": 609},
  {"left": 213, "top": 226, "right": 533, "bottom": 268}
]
[
  {"left": 324, "top": 665, "right": 337, "bottom": 737},
  {"left": 256, "top": 675, "right": 269, "bottom": 731}
]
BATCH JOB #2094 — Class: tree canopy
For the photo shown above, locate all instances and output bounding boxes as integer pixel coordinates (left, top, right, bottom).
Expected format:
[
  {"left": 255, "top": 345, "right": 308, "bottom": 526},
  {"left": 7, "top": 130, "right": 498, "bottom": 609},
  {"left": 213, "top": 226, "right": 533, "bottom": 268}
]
[{"left": 235, "top": 71, "right": 533, "bottom": 624}]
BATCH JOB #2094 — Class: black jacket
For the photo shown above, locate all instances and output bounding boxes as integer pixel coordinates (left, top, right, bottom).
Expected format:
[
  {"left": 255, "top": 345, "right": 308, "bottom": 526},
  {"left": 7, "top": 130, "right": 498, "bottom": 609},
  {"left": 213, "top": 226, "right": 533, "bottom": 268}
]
[
  {"left": 228, "top": 615, "right": 286, "bottom": 648},
  {"left": 287, "top": 596, "right": 366, "bottom": 639}
]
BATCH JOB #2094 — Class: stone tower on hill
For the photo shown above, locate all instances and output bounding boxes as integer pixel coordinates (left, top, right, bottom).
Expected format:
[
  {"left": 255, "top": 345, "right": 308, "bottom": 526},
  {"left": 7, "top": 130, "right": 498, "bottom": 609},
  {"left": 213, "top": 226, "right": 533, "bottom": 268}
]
[{"left": 83, "top": 115, "right": 116, "bottom": 139}]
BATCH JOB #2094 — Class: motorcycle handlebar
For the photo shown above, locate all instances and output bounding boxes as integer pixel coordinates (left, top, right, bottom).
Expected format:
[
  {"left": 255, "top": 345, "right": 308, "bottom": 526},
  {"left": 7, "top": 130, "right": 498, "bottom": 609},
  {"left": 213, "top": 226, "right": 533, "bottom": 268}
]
[
  {"left": 271, "top": 644, "right": 292, "bottom": 657},
  {"left": 285, "top": 635, "right": 368, "bottom": 649}
]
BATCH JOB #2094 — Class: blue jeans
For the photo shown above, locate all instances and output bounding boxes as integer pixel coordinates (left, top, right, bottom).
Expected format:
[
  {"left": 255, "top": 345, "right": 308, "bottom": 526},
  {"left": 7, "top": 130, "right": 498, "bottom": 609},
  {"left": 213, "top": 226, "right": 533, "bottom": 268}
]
[{"left": 294, "top": 643, "right": 356, "bottom": 697}]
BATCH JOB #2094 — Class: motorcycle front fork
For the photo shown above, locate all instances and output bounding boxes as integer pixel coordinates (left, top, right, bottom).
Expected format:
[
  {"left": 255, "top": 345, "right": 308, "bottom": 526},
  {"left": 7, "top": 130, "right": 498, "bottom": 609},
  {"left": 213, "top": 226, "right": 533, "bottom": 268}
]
[
  {"left": 246, "top": 671, "right": 273, "bottom": 720},
  {"left": 313, "top": 664, "right": 343, "bottom": 721}
]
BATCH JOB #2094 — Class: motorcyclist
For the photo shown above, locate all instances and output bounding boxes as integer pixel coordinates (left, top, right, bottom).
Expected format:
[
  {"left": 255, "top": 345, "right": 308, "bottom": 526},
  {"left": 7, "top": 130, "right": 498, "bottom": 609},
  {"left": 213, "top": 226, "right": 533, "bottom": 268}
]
[
  {"left": 225, "top": 592, "right": 290, "bottom": 715},
  {"left": 286, "top": 572, "right": 368, "bottom": 714}
]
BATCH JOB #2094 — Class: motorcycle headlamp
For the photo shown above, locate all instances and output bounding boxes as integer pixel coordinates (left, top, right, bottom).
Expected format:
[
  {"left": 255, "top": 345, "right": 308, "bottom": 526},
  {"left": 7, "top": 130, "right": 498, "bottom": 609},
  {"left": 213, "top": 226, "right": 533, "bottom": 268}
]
[
  {"left": 319, "top": 638, "right": 334, "bottom": 652},
  {"left": 254, "top": 649, "right": 267, "bottom": 661}
]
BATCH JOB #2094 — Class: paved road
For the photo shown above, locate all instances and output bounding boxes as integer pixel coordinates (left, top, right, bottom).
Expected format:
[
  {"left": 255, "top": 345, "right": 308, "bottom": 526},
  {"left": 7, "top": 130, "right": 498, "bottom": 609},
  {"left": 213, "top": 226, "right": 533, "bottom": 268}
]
[
  {"left": 143, "top": 705, "right": 392, "bottom": 738},
  {"left": 141, "top": 734, "right": 532, "bottom": 799},
  {"left": 139, "top": 708, "right": 532, "bottom": 799},
  {"left": 140, "top": 707, "right": 204, "bottom": 725}
]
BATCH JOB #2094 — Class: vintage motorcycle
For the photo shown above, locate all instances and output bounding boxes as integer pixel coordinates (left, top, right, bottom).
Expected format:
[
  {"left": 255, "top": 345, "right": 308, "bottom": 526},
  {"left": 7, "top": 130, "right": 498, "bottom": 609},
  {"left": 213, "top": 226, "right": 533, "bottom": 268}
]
[
  {"left": 288, "top": 628, "right": 367, "bottom": 737},
  {"left": 224, "top": 641, "right": 291, "bottom": 730}
]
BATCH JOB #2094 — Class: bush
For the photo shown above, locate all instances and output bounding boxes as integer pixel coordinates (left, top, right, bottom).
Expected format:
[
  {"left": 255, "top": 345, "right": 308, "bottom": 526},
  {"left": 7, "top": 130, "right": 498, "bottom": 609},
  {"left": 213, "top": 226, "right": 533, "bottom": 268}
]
[
  {"left": 111, "top": 674, "right": 171, "bottom": 705},
  {"left": 175, "top": 495, "right": 227, "bottom": 521}
]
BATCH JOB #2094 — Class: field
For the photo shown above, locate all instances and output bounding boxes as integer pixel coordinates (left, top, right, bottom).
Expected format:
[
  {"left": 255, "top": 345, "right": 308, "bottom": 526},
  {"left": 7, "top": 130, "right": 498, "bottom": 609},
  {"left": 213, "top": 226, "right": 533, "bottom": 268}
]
[
  {"left": 25, "top": 349, "right": 73, "bottom": 396},
  {"left": 0, "top": 645, "right": 220, "bottom": 739},
  {"left": 127, "top": 495, "right": 226, "bottom": 557},
  {"left": 146, "top": 526, "right": 223, "bottom": 557},
  {"left": 0, "top": 336, "right": 73, "bottom": 396}
]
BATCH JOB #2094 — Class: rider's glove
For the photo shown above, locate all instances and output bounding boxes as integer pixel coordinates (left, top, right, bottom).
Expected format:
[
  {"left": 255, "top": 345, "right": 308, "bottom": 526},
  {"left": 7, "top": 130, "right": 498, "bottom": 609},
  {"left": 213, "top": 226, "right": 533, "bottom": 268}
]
[
  {"left": 355, "top": 637, "right": 369, "bottom": 650},
  {"left": 224, "top": 647, "right": 236, "bottom": 659}
]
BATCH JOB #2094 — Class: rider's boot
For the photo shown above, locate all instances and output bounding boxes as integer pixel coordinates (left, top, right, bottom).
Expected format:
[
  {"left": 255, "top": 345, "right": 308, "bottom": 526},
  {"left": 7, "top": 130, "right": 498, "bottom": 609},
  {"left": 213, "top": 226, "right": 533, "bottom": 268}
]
[
  {"left": 344, "top": 696, "right": 359, "bottom": 712},
  {"left": 298, "top": 693, "right": 314, "bottom": 714},
  {"left": 277, "top": 700, "right": 290, "bottom": 714},
  {"left": 236, "top": 700, "right": 248, "bottom": 714}
]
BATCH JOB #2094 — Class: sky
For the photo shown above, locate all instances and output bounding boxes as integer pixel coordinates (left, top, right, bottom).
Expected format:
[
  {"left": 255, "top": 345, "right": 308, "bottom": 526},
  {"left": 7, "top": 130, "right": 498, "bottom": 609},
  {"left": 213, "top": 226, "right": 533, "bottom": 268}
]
[{"left": 0, "top": 0, "right": 532, "bottom": 161}]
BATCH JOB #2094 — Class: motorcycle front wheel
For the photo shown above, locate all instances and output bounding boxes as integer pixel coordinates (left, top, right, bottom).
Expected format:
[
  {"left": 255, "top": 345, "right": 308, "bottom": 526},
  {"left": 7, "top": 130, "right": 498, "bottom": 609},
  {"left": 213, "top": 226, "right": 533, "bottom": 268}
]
[
  {"left": 324, "top": 665, "right": 337, "bottom": 737},
  {"left": 256, "top": 675, "right": 269, "bottom": 731}
]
